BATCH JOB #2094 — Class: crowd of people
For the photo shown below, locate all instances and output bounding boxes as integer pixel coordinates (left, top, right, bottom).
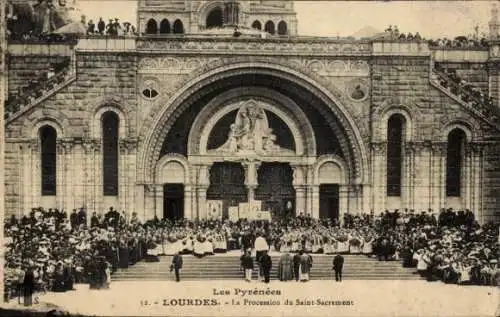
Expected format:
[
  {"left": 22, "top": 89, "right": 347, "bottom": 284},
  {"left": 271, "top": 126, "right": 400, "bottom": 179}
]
[
  {"left": 5, "top": 59, "right": 72, "bottom": 116},
  {"left": 427, "top": 35, "right": 489, "bottom": 49},
  {"left": 380, "top": 25, "right": 489, "bottom": 49},
  {"left": 85, "top": 17, "right": 137, "bottom": 36},
  {"left": 433, "top": 65, "right": 496, "bottom": 116},
  {"left": 4, "top": 205, "right": 499, "bottom": 304}
]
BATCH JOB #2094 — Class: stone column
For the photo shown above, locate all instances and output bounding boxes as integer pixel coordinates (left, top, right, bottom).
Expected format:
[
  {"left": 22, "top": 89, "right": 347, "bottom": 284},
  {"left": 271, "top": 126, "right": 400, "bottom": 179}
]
[
  {"left": 403, "top": 142, "right": 415, "bottom": 210},
  {"left": 197, "top": 186, "right": 208, "bottom": 220},
  {"left": 311, "top": 186, "right": 320, "bottom": 219},
  {"left": 370, "top": 142, "right": 387, "bottom": 213},
  {"left": 339, "top": 184, "right": 349, "bottom": 221},
  {"left": 93, "top": 139, "right": 103, "bottom": 214},
  {"left": 292, "top": 165, "right": 306, "bottom": 215},
  {"left": 21, "top": 141, "right": 35, "bottom": 214},
  {"left": 431, "top": 142, "right": 447, "bottom": 210},
  {"left": 471, "top": 144, "right": 485, "bottom": 223},
  {"left": 196, "top": 165, "right": 210, "bottom": 220},
  {"left": 30, "top": 139, "right": 41, "bottom": 209},
  {"left": 135, "top": 184, "right": 145, "bottom": 221},
  {"left": 463, "top": 144, "right": 472, "bottom": 211},
  {"left": 187, "top": 167, "right": 198, "bottom": 220},
  {"left": 305, "top": 166, "right": 315, "bottom": 216},
  {"left": 143, "top": 184, "right": 156, "bottom": 220},
  {"left": 467, "top": 143, "right": 484, "bottom": 220},
  {"left": 57, "top": 139, "right": 73, "bottom": 211},
  {"left": 118, "top": 139, "right": 137, "bottom": 217},
  {"left": 155, "top": 184, "right": 164, "bottom": 219},
  {"left": 83, "top": 139, "right": 99, "bottom": 214},
  {"left": 184, "top": 185, "right": 193, "bottom": 220},
  {"left": 118, "top": 140, "right": 127, "bottom": 213}
]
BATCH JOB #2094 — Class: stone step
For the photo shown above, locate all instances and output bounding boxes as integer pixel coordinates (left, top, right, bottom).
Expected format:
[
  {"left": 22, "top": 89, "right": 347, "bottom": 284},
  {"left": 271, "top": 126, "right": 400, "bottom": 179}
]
[{"left": 111, "top": 255, "right": 422, "bottom": 281}]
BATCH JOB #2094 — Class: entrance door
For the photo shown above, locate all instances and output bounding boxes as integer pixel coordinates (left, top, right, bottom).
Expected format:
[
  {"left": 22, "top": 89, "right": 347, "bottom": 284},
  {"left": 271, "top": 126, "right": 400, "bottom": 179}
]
[
  {"left": 319, "top": 184, "right": 339, "bottom": 221},
  {"left": 255, "top": 163, "right": 295, "bottom": 219},
  {"left": 163, "top": 184, "right": 184, "bottom": 221}
]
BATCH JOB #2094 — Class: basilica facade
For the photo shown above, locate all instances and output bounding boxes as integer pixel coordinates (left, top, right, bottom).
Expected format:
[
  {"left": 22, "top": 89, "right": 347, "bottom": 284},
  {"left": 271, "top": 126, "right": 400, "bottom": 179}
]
[{"left": 3, "top": 1, "right": 500, "bottom": 223}]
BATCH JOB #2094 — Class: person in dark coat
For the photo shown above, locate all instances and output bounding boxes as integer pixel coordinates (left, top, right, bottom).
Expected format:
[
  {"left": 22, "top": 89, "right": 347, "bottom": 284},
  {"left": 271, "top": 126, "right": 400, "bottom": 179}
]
[
  {"left": 63, "top": 260, "right": 74, "bottom": 291},
  {"left": 333, "top": 254, "right": 344, "bottom": 282},
  {"left": 22, "top": 262, "right": 35, "bottom": 306},
  {"left": 97, "top": 17, "right": 105, "bottom": 34},
  {"left": 70, "top": 209, "right": 78, "bottom": 230},
  {"left": 240, "top": 250, "right": 254, "bottom": 282},
  {"left": 293, "top": 252, "right": 301, "bottom": 282},
  {"left": 171, "top": 252, "right": 183, "bottom": 282},
  {"left": 260, "top": 250, "right": 272, "bottom": 283},
  {"left": 52, "top": 262, "right": 66, "bottom": 292},
  {"left": 90, "top": 212, "right": 99, "bottom": 228}
]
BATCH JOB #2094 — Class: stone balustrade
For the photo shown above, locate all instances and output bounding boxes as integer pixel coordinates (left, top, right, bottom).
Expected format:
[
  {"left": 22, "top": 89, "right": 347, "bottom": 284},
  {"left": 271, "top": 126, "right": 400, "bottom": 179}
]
[{"left": 430, "top": 68, "right": 499, "bottom": 123}]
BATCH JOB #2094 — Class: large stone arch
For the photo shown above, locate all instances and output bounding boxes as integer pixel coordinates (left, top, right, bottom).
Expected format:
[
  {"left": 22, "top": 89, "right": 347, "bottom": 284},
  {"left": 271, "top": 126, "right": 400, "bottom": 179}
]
[
  {"left": 188, "top": 87, "right": 316, "bottom": 157},
  {"left": 138, "top": 61, "right": 368, "bottom": 185}
]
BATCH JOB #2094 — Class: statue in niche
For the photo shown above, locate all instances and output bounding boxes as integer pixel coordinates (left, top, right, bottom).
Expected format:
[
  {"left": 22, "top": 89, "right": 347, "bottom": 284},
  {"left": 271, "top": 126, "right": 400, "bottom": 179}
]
[{"left": 211, "top": 101, "right": 294, "bottom": 156}]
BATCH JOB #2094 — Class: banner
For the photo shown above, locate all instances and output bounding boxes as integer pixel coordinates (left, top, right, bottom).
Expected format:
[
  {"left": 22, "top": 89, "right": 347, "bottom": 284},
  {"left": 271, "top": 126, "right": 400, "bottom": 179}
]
[
  {"left": 206, "top": 200, "right": 223, "bottom": 220},
  {"left": 228, "top": 206, "right": 239, "bottom": 222}
]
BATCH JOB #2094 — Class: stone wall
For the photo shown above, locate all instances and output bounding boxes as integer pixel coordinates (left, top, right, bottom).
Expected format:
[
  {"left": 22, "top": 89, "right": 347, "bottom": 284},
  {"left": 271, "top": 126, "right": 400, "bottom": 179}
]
[
  {"left": 3, "top": 39, "right": 500, "bottom": 222},
  {"left": 4, "top": 50, "right": 139, "bottom": 217},
  {"left": 482, "top": 142, "right": 500, "bottom": 222},
  {"left": 370, "top": 52, "right": 500, "bottom": 222}
]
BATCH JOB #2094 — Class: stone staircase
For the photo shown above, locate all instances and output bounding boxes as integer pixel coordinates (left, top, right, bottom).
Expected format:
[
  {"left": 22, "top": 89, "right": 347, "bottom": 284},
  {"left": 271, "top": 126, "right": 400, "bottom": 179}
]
[
  {"left": 430, "top": 68, "right": 500, "bottom": 127},
  {"left": 111, "top": 253, "right": 423, "bottom": 281},
  {"left": 4, "top": 62, "right": 76, "bottom": 123}
]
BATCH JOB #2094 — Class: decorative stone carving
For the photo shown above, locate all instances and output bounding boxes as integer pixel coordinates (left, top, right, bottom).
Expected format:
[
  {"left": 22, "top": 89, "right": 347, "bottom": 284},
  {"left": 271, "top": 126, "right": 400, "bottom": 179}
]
[
  {"left": 140, "top": 77, "right": 160, "bottom": 100},
  {"left": 119, "top": 138, "right": 138, "bottom": 152},
  {"left": 83, "top": 139, "right": 101, "bottom": 154},
  {"left": 346, "top": 79, "right": 369, "bottom": 101},
  {"left": 370, "top": 142, "right": 387, "bottom": 154},
  {"left": 136, "top": 39, "right": 372, "bottom": 56},
  {"left": 56, "top": 139, "right": 74, "bottom": 154},
  {"left": 208, "top": 100, "right": 295, "bottom": 156},
  {"left": 430, "top": 142, "right": 448, "bottom": 155}
]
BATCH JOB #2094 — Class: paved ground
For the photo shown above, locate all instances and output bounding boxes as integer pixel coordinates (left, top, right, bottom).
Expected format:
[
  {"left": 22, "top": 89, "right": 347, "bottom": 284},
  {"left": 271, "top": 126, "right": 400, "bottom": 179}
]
[{"left": 2, "top": 280, "right": 498, "bottom": 316}]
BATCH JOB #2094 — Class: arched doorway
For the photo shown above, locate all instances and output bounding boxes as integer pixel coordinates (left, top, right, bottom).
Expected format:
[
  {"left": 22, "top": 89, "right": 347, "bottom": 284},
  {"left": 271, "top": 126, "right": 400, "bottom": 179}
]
[
  {"left": 157, "top": 158, "right": 187, "bottom": 220},
  {"left": 140, "top": 64, "right": 367, "bottom": 220}
]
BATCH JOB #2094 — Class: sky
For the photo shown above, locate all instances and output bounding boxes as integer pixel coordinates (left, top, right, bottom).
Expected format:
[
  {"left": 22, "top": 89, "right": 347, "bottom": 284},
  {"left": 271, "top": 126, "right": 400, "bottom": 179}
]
[{"left": 77, "top": 1, "right": 495, "bottom": 38}]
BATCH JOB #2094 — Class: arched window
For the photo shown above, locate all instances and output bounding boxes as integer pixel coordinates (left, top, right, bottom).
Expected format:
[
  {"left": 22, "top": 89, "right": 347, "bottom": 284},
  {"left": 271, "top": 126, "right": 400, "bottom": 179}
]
[
  {"left": 40, "top": 126, "right": 57, "bottom": 196},
  {"left": 446, "top": 128, "right": 466, "bottom": 197},
  {"left": 251, "top": 20, "right": 262, "bottom": 30},
  {"left": 277, "top": 21, "right": 287, "bottom": 35},
  {"left": 206, "top": 7, "right": 223, "bottom": 28},
  {"left": 386, "top": 114, "right": 405, "bottom": 196},
  {"left": 160, "top": 19, "right": 170, "bottom": 34},
  {"left": 264, "top": 21, "right": 275, "bottom": 34},
  {"left": 146, "top": 19, "right": 158, "bottom": 34},
  {"left": 102, "top": 112, "right": 119, "bottom": 196},
  {"left": 173, "top": 19, "right": 184, "bottom": 34}
]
